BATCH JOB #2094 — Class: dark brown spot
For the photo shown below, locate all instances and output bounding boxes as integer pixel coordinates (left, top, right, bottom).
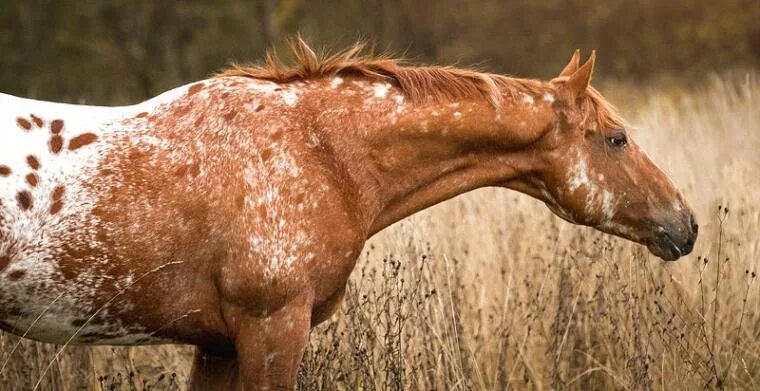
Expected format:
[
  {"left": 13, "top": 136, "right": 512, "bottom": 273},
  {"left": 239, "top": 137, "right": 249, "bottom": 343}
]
[
  {"left": 254, "top": 104, "right": 264, "bottom": 112},
  {"left": 127, "top": 150, "right": 144, "bottom": 160},
  {"left": 8, "top": 270, "right": 25, "bottom": 280},
  {"left": 0, "top": 256, "right": 10, "bottom": 271},
  {"left": 50, "top": 189, "right": 64, "bottom": 214},
  {"left": 30, "top": 114, "right": 43, "bottom": 128},
  {"left": 50, "top": 201, "right": 63, "bottom": 215},
  {"left": 68, "top": 133, "right": 98, "bottom": 150},
  {"left": 136, "top": 112, "right": 149, "bottom": 118},
  {"left": 174, "top": 165, "right": 188, "bottom": 178},
  {"left": 223, "top": 111, "right": 238, "bottom": 122},
  {"left": 188, "top": 83, "right": 205, "bottom": 96},
  {"left": 190, "top": 163, "right": 201, "bottom": 177},
  {"left": 50, "top": 135, "right": 63, "bottom": 154},
  {"left": 0, "top": 166, "right": 11, "bottom": 176},
  {"left": 16, "top": 118, "right": 31, "bottom": 130},
  {"left": 16, "top": 191, "right": 32, "bottom": 211},
  {"left": 52, "top": 185, "right": 65, "bottom": 201},
  {"left": 25, "top": 173, "right": 38, "bottom": 187},
  {"left": 261, "top": 149, "right": 272, "bottom": 161},
  {"left": 256, "top": 204, "right": 267, "bottom": 217},
  {"left": 50, "top": 119, "right": 64, "bottom": 134},
  {"left": 26, "top": 155, "right": 40, "bottom": 170}
]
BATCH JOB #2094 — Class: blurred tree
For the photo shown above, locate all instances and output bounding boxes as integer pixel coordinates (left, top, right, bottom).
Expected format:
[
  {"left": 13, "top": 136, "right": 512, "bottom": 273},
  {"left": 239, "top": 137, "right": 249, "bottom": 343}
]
[{"left": 0, "top": 0, "right": 757, "bottom": 104}]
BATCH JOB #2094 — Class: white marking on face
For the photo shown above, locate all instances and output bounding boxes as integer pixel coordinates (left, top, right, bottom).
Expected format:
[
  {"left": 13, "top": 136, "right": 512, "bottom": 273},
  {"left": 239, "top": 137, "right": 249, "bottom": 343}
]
[
  {"left": 600, "top": 190, "right": 616, "bottom": 222},
  {"left": 522, "top": 93, "right": 535, "bottom": 105},
  {"left": 568, "top": 153, "right": 590, "bottom": 192},
  {"left": 566, "top": 149, "right": 617, "bottom": 222},
  {"left": 542, "top": 93, "right": 555, "bottom": 103},
  {"left": 453, "top": 111, "right": 462, "bottom": 118}
]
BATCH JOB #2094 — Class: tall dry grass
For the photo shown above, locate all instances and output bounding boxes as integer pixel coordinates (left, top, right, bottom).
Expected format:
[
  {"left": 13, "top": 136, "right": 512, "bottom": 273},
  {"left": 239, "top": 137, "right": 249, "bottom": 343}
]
[{"left": 0, "top": 72, "right": 757, "bottom": 390}]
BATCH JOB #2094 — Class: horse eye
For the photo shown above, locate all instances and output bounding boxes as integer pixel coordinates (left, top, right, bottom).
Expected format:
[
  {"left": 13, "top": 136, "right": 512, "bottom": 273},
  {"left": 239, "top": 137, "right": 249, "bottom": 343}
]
[{"left": 606, "top": 131, "right": 628, "bottom": 149}]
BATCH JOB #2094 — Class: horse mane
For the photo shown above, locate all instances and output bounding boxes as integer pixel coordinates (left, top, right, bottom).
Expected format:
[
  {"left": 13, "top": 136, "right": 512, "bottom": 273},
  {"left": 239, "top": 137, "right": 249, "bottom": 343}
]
[
  {"left": 217, "top": 37, "right": 627, "bottom": 130},
  {"left": 586, "top": 87, "right": 628, "bottom": 130}
]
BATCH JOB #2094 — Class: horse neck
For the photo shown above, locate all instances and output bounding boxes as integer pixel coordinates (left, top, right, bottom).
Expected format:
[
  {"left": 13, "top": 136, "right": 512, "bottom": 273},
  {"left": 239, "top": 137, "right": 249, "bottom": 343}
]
[{"left": 319, "top": 81, "right": 556, "bottom": 236}]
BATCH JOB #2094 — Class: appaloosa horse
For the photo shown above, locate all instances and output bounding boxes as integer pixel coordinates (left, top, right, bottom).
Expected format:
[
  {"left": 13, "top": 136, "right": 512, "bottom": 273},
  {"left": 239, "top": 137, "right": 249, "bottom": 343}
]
[{"left": 0, "top": 40, "right": 697, "bottom": 389}]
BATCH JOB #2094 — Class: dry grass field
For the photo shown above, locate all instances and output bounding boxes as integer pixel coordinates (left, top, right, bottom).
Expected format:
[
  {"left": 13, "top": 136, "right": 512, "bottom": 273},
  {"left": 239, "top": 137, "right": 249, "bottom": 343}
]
[{"left": 0, "top": 72, "right": 757, "bottom": 390}]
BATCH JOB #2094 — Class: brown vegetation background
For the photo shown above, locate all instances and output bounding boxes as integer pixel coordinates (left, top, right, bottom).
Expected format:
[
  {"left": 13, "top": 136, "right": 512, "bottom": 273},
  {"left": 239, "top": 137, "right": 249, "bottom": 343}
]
[
  {"left": 1, "top": 0, "right": 758, "bottom": 102},
  {"left": 0, "top": 1, "right": 759, "bottom": 390}
]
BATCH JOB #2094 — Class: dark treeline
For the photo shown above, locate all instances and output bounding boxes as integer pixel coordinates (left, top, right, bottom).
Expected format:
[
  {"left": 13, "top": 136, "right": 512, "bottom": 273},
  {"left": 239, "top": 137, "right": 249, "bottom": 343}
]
[{"left": 1, "top": 0, "right": 757, "bottom": 104}]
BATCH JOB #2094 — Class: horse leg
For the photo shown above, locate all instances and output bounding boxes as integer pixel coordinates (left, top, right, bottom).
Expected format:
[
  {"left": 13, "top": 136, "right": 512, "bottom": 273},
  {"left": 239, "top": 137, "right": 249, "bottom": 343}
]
[
  {"left": 188, "top": 350, "right": 238, "bottom": 390},
  {"left": 202, "top": 290, "right": 313, "bottom": 390}
]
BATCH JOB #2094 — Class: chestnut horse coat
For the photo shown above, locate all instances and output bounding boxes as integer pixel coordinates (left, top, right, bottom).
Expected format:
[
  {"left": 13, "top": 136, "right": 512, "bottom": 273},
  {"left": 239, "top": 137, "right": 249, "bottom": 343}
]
[
  {"left": 0, "top": 76, "right": 368, "bottom": 351},
  {"left": 0, "top": 42, "right": 697, "bottom": 389}
]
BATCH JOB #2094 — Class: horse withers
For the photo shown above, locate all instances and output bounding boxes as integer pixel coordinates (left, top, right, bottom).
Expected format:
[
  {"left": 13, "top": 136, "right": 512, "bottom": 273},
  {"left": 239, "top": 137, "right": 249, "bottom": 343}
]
[{"left": 0, "top": 40, "right": 697, "bottom": 389}]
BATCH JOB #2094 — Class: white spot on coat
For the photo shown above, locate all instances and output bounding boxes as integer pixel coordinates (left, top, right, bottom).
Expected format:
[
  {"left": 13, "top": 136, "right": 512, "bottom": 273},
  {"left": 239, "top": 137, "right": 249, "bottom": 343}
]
[
  {"left": 568, "top": 155, "right": 590, "bottom": 192},
  {"left": 281, "top": 91, "right": 298, "bottom": 107},
  {"left": 600, "top": 190, "right": 616, "bottom": 222},
  {"left": 373, "top": 83, "right": 391, "bottom": 98},
  {"left": 330, "top": 77, "right": 344, "bottom": 89}
]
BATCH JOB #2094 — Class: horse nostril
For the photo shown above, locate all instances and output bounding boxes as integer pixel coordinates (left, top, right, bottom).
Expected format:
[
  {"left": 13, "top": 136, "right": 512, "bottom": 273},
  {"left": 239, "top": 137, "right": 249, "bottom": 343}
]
[
  {"left": 682, "top": 213, "right": 698, "bottom": 254},
  {"left": 680, "top": 241, "right": 694, "bottom": 255},
  {"left": 689, "top": 214, "right": 699, "bottom": 235}
]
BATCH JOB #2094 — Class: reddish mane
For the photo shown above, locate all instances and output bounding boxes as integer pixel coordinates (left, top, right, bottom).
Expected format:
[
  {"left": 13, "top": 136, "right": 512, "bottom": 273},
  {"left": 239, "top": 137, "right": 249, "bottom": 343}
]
[
  {"left": 216, "top": 37, "right": 546, "bottom": 108},
  {"left": 218, "top": 37, "right": 626, "bottom": 129}
]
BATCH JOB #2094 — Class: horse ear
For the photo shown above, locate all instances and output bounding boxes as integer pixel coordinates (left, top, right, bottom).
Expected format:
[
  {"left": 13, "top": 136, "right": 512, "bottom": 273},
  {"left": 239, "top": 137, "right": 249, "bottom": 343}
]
[
  {"left": 558, "top": 49, "right": 580, "bottom": 78},
  {"left": 564, "top": 50, "right": 595, "bottom": 99}
]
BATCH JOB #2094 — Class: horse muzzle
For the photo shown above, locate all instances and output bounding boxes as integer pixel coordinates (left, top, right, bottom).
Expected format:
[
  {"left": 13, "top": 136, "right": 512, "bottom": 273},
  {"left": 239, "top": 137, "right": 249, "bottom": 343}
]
[{"left": 646, "top": 212, "right": 698, "bottom": 261}]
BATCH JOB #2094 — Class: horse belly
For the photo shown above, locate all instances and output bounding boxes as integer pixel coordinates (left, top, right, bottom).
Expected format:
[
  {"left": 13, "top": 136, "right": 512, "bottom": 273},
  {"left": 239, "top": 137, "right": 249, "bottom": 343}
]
[{"left": 0, "top": 263, "right": 172, "bottom": 345}]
